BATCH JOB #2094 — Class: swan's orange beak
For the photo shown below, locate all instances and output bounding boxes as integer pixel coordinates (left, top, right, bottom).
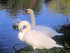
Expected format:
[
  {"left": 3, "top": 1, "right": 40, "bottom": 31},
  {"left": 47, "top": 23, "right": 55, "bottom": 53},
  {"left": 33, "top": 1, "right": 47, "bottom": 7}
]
[
  {"left": 20, "top": 29, "right": 23, "bottom": 33},
  {"left": 24, "top": 12, "right": 27, "bottom": 14}
]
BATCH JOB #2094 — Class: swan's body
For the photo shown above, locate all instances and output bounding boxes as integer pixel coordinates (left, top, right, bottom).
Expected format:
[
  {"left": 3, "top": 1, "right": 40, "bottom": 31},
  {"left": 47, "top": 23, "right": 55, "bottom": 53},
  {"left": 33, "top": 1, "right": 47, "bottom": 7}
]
[
  {"left": 24, "top": 9, "right": 63, "bottom": 37},
  {"left": 18, "top": 21, "right": 63, "bottom": 51},
  {"left": 33, "top": 26, "right": 63, "bottom": 37}
]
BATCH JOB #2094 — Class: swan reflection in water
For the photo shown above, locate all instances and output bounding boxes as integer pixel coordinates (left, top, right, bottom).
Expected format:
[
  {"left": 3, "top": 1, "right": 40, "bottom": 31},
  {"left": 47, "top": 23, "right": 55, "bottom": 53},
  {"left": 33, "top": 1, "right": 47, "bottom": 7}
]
[{"left": 12, "top": 19, "right": 21, "bottom": 30}]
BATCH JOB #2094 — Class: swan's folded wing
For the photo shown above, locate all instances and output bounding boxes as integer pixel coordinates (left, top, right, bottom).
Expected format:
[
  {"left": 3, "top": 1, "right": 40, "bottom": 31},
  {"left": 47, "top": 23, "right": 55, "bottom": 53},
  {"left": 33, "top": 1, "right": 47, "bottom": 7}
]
[
  {"left": 24, "top": 30, "right": 56, "bottom": 46},
  {"left": 33, "top": 26, "right": 63, "bottom": 37}
]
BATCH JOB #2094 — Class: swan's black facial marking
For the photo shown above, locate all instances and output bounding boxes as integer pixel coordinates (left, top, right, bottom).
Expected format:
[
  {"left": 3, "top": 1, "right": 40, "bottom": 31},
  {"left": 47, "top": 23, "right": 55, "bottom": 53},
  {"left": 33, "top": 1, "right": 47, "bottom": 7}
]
[
  {"left": 20, "top": 28, "right": 22, "bottom": 30},
  {"left": 25, "top": 10, "right": 28, "bottom": 12},
  {"left": 24, "top": 10, "right": 28, "bottom": 14}
]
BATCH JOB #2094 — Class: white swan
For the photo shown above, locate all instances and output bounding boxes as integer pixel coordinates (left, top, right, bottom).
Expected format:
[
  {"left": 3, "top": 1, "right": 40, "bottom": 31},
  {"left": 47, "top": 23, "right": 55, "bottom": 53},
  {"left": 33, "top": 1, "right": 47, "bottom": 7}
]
[
  {"left": 18, "top": 21, "right": 63, "bottom": 52},
  {"left": 24, "top": 8, "right": 63, "bottom": 37}
]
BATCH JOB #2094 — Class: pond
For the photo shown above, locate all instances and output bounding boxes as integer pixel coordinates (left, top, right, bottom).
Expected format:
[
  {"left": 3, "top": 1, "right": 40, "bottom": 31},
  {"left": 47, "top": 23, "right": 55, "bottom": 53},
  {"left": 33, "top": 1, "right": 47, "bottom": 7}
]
[{"left": 0, "top": 0, "right": 70, "bottom": 53}]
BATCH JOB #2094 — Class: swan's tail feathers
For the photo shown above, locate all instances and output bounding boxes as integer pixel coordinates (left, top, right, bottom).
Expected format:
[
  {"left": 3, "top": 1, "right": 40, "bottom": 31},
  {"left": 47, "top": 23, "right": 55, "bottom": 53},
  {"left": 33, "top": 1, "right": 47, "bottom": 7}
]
[
  {"left": 56, "top": 33, "right": 64, "bottom": 36},
  {"left": 55, "top": 44, "right": 63, "bottom": 48}
]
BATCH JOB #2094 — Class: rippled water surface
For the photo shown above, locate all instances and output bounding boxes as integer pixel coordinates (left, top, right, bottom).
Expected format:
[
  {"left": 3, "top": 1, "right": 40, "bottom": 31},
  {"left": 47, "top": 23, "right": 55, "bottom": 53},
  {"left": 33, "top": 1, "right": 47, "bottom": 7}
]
[{"left": 0, "top": 0, "right": 70, "bottom": 53}]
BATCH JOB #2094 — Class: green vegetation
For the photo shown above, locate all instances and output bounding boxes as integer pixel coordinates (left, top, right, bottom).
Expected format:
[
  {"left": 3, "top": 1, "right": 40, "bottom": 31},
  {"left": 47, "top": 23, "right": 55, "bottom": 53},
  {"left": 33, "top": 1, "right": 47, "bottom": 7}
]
[
  {"left": 46, "top": 0, "right": 70, "bottom": 16},
  {"left": 13, "top": 46, "right": 70, "bottom": 53}
]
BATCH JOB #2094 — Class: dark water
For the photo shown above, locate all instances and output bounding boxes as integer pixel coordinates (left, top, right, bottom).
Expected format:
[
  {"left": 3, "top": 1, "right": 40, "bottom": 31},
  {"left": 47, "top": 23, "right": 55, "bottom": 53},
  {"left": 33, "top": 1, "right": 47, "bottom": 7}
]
[{"left": 0, "top": 0, "right": 70, "bottom": 53}]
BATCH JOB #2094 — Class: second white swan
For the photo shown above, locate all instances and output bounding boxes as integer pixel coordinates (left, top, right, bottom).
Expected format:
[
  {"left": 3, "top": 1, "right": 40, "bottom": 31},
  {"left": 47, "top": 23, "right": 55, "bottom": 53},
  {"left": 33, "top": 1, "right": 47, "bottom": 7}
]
[{"left": 24, "top": 8, "right": 63, "bottom": 37}]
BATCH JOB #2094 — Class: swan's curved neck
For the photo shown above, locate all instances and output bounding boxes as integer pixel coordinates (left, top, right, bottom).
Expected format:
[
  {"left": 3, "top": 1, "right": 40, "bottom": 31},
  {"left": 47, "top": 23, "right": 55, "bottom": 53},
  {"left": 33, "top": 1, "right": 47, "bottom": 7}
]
[
  {"left": 30, "top": 11, "right": 35, "bottom": 28},
  {"left": 18, "top": 21, "right": 31, "bottom": 33},
  {"left": 18, "top": 21, "right": 31, "bottom": 42}
]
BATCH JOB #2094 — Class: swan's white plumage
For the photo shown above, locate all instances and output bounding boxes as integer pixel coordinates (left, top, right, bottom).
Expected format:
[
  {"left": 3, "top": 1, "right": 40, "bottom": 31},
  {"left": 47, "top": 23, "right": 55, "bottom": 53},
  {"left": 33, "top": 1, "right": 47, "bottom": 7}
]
[
  {"left": 18, "top": 32, "right": 24, "bottom": 41},
  {"left": 18, "top": 21, "right": 63, "bottom": 50},
  {"left": 24, "top": 30, "right": 57, "bottom": 49},
  {"left": 34, "top": 26, "right": 63, "bottom": 37},
  {"left": 25, "top": 8, "right": 63, "bottom": 37}
]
